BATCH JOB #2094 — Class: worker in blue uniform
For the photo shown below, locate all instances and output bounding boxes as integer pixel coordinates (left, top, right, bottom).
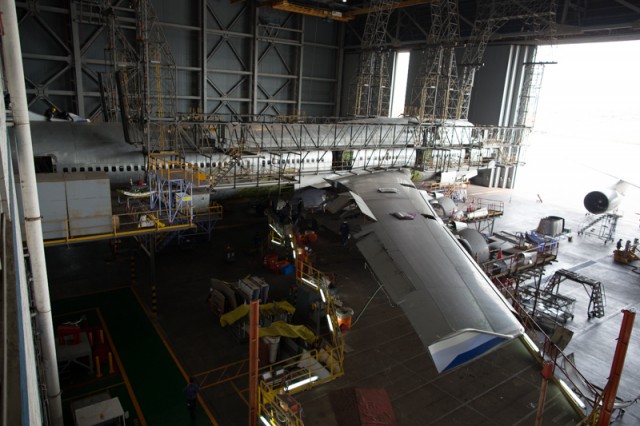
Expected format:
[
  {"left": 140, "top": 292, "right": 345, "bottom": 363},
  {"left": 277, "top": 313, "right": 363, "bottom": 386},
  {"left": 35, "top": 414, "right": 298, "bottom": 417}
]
[{"left": 340, "top": 221, "right": 350, "bottom": 246}]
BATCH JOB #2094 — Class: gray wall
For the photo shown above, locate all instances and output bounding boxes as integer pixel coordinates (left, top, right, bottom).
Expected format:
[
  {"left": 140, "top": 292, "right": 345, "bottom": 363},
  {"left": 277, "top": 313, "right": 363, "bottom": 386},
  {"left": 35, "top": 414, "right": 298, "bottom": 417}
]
[
  {"left": 17, "top": 0, "right": 342, "bottom": 120},
  {"left": 468, "top": 45, "right": 537, "bottom": 126}
]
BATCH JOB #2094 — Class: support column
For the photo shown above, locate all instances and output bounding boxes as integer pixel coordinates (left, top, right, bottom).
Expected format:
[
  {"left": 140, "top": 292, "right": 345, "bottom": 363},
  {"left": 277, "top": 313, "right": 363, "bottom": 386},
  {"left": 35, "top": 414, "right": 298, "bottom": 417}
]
[
  {"left": 201, "top": 0, "right": 208, "bottom": 114},
  {"left": 150, "top": 238, "right": 157, "bottom": 316},
  {"left": 296, "top": 16, "right": 304, "bottom": 115},
  {"left": 535, "top": 361, "right": 554, "bottom": 426},
  {"left": 598, "top": 309, "right": 636, "bottom": 425},
  {"left": 0, "top": 1, "right": 63, "bottom": 424},
  {"left": 251, "top": 5, "right": 259, "bottom": 116},
  {"left": 69, "top": 3, "right": 86, "bottom": 117},
  {"left": 248, "top": 300, "right": 259, "bottom": 426}
]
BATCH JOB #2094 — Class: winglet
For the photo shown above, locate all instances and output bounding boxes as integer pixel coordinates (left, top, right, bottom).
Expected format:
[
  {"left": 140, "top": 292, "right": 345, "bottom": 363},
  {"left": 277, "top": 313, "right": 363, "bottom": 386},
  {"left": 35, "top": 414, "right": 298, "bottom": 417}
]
[{"left": 429, "top": 330, "right": 512, "bottom": 373}]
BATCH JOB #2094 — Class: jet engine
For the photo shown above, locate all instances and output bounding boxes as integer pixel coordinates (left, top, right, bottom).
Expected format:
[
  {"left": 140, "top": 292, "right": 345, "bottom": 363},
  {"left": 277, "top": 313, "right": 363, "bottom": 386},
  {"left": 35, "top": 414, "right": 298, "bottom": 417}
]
[
  {"left": 457, "top": 228, "right": 490, "bottom": 263},
  {"left": 583, "top": 180, "right": 629, "bottom": 214}
]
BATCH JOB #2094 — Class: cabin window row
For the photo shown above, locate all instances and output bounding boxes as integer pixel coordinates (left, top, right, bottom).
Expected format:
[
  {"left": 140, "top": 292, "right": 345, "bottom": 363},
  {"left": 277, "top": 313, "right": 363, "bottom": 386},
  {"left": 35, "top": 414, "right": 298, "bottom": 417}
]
[
  {"left": 62, "top": 165, "right": 145, "bottom": 173},
  {"left": 60, "top": 157, "right": 328, "bottom": 173}
]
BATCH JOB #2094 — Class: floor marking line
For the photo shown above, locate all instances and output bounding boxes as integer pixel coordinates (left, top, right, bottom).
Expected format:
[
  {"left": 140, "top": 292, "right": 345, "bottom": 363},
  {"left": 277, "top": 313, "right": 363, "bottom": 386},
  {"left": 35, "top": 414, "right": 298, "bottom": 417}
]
[
  {"left": 95, "top": 308, "right": 147, "bottom": 426},
  {"left": 130, "top": 286, "right": 219, "bottom": 425}
]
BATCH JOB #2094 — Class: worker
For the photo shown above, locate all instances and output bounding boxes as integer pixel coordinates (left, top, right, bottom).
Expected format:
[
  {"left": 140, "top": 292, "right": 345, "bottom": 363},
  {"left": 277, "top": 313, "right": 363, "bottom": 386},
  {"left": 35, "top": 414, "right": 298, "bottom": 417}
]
[
  {"left": 616, "top": 239, "right": 623, "bottom": 251},
  {"left": 45, "top": 107, "right": 56, "bottom": 121},
  {"left": 625, "top": 240, "right": 631, "bottom": 253},
  {"left": 340, "top": 221, "right": 350, "bottom": 246},
  {"left": 223, "top": 243, "right": 235, "bottom": 263},
  {"left": 45, "top": 106, "right": 72, "bottom": 121},
  {"left": 184, "top": 377, "right": 199, "bottom": 420}
]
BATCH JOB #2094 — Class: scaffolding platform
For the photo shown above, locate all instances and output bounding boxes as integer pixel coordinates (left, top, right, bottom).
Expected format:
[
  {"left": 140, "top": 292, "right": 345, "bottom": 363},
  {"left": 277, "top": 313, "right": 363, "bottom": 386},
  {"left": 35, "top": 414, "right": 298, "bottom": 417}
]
[{"left": 544, "top": 269, "right": 606, "bottom": 319}]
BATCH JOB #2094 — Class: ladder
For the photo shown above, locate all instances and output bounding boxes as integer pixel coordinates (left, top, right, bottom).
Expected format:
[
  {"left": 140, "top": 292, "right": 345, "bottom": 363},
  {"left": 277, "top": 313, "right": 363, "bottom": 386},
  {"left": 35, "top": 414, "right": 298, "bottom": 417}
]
[
  {"left": 588, "top": 283, "right": 605, "bottom": 319},
  {"left": 208, "top": 147, "right": 242, "bottom": 189},
  {"left": 543, "top": 272, "right": 563, "bottom": 294}
]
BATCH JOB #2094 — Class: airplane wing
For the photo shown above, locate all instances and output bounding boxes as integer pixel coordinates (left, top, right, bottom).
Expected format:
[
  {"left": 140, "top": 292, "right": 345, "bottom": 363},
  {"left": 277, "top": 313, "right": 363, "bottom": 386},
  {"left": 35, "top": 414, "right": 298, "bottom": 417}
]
[{"left": 331, "top": 171, "right": 523, "bottom": 373}]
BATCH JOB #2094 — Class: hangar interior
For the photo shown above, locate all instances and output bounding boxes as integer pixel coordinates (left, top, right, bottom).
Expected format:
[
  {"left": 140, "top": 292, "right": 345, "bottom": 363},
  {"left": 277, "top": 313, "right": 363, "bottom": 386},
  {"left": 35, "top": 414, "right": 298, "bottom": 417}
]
[{"left": 1, "top": 1, "right": 639, "bottom": 425}]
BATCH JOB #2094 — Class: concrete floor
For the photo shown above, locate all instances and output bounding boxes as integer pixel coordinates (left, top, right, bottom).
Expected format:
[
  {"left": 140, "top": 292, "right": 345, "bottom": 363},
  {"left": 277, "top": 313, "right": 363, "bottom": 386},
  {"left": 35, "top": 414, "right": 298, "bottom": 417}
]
[{"left": 46, "top": 183, "right": 640, "bottom": 425}]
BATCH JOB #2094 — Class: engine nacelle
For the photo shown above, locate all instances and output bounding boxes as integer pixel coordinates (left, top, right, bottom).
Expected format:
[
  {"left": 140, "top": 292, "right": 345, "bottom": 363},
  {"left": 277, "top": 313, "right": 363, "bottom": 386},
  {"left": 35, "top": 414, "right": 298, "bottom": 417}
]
[
  {"left": 583, "top": 189, "right": 622, "bottom": 214},
  {"left": 457, "top": 228, "right": 490, "bottom": 263}
]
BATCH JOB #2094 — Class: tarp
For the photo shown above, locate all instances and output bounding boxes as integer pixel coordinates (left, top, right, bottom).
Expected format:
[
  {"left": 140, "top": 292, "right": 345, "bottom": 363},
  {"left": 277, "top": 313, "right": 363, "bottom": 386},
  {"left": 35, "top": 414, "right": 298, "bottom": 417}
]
[
  {"left": 259, "top": 321, "right": 316, "bottom": 344},
  {"left": 219, "top": 301, "right": 296, "bottom": 327}
]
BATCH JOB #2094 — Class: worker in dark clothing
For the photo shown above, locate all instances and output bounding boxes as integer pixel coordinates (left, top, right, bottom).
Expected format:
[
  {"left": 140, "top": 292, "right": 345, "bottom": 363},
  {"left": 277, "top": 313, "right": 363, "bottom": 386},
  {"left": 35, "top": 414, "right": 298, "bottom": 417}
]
[
  {"left": 45, "top": 106, "right": 72, "bottom": 121},
  {"left": 184, "top": 376, "right": 199, "bottom": 420},
  {"left": 340, "top": 221, "right": 350, "bottom": 246},
  {"left": 223, "top": 243, "right": 235, "bottom": 263},
  {"left": 616, "top": 239, "right": 623, "bottom": 251}
]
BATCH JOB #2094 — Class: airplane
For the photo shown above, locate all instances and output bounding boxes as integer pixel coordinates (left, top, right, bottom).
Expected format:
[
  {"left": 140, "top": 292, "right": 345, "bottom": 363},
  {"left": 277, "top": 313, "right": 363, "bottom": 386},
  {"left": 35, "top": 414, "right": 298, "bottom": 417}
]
[{"left": 323, "top": 170, "right": 523, "bottom": 373}]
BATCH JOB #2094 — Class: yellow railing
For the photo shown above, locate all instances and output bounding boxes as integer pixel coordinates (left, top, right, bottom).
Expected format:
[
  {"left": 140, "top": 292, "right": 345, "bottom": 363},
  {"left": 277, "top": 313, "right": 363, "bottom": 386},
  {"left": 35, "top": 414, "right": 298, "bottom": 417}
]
[
  {"left": 263, "top": 215, "right": 345, "bottom": 394},
  {"left": 258, "top": 380, "right": 304, "bottom": 426},
  {"left": 257, "top": 342, "right": 344, "bottom": 394},
  {"left": 41, "top": 205, "right": 222, "bottom": 246},
  {"left": 148, "top": 152, "right": 209, "bottom": 185}
]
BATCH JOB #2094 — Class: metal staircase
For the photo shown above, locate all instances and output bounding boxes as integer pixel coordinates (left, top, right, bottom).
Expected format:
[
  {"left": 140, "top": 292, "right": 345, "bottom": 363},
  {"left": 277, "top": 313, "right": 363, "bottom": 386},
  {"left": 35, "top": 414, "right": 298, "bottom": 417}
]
[
  {"left": 208, "top": 144, "right": 244, "bottom": 190},
  {"left": 544, "top": 269, "right": 606, "bottom": 319},
  {"left": 578, "top": 213, "right": 620, "bottom": 244}
]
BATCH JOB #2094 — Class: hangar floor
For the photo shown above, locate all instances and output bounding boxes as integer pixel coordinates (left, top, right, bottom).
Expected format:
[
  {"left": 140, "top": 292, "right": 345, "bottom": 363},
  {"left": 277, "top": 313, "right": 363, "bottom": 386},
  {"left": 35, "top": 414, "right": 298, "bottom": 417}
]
[{"left": 47, "top": 183, "right": 640, "bottom": 425}]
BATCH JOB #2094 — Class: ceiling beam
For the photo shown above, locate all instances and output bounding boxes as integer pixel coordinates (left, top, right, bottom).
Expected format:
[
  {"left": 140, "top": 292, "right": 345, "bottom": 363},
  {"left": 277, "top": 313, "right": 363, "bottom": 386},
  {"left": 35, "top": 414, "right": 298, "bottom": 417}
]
[
  {"left": 344, "top": 0, "right": 435, "bottom": 18},
  {"left": 266, "top": 1, "right": 354, "bottom": 22}
]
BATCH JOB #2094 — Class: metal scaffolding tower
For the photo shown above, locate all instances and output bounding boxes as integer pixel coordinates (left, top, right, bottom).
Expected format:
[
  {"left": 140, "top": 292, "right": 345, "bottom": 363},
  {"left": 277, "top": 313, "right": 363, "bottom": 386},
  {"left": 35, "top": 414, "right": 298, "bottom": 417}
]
[
  {"left": 106, "top": 7, "right": 145, "bottom": 144},
  {"left": 515, "top": 61, "right": 552, "bottom": 129},
  {"left": 350, "top": 0, "right": 395, "bottom": 117},
  {"left": 407, "top": 0, "right": 557, "bottom": 123},
  {"left": 136, "top": 0, "right": 178, "bottom": 152},
  {"left": 406, "top": 0, "right": 460, "bottom": 121},
  {"left": 78, "top": 0, "right": 178, "bottom": 152}
]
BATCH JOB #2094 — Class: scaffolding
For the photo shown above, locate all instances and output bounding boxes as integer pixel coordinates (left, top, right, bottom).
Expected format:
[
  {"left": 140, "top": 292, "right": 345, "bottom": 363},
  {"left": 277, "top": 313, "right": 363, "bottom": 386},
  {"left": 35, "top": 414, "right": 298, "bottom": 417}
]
[
  {"left": 515, "top": 61, "right": 554, "bottom": 129},
  {"left": 267, "top": 216, "right": 345, "bottom": 370},
  {"left": 543, "top": 269, "right": 606, "bottom": 319},
  {"left": 406, "top": 0, "right": 557, "bottom": 122},
  {"left": 406, "top": 0, "right": 459, "bottom": 121},
  {"left": 350, "top": 0, "right": 395, "bottom": 117}
]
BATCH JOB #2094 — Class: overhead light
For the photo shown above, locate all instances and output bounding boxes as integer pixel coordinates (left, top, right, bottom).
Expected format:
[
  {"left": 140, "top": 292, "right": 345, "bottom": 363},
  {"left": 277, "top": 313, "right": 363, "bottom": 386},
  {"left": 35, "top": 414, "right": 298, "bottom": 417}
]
[
  {"left": 269, "top": 223, "right": 282, "bottom": 238},
  {"left": 522, "top": 333, "right": 540, "bottom": 354},
  {"left": 260, "top": 415, "right": 272, "bottom": 426},
  {"left": 285, "top": 375, "right": 318, "bottom": 391},
  {"left": 326, "top": 314, "right": 334, "bottom": 333},
  {"left": 319, "top": 288, "right": 326, "bottom": 303},
  {"left": 559, "top": 379, "right": 586, "bottom": 409},
  {"left": 302, "top": 277, "right": 318, "bottom": 289},
  {"left": 270, "top": 239, "right": 282, "bottom": 246}
]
